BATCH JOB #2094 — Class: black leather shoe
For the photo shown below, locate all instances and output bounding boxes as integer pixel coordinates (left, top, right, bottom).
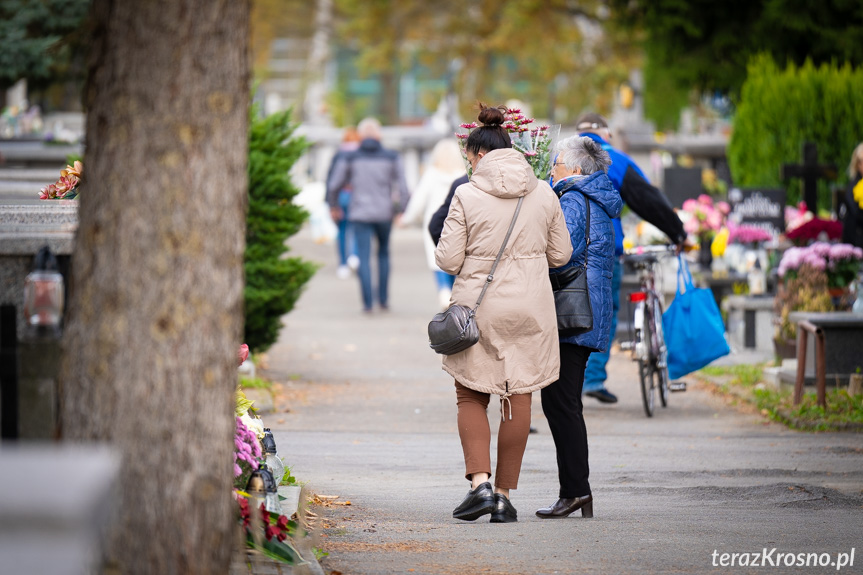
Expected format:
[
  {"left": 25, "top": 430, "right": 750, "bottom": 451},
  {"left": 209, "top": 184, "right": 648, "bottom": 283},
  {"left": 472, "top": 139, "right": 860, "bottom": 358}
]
[
  {"left": 489, "top": 493, "right": 517, "bottom": 523},
  {"left": 586, "top": 389, "right": 618, "bottom": 403},
  {"left": 535, "top": 495, "right": 593, "bottom": 519},
  {"left": 453, "top": 482, "right": 495, "bottom": 521}
]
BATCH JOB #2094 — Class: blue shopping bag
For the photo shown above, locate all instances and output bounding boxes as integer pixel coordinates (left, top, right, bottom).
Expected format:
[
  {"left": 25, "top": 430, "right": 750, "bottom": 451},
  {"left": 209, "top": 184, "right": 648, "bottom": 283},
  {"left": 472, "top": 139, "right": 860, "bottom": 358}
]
[{"left": 662, "top": 255, "right": 730, "bottom": 380}]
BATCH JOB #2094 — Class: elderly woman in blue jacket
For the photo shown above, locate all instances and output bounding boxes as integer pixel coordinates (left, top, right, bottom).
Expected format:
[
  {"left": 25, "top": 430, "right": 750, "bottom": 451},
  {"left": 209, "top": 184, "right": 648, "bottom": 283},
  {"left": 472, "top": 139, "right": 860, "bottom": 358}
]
[{"left": 536, "top": 135, "right": 622, "bottom": 519}]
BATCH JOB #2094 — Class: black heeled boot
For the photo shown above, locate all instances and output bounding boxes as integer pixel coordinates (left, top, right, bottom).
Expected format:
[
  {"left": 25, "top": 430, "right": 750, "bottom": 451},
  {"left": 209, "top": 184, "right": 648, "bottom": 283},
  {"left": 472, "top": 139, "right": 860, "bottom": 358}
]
[{"left": 535, "top": 494, "right": 593, "bottom": 518}]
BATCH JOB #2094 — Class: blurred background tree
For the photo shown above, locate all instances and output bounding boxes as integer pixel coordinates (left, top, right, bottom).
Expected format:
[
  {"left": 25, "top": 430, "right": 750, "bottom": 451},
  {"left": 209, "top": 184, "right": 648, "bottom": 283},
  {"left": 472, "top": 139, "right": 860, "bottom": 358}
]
[
  {"left": 249, "top": 0, "right": 642, "bottom": 125},
  {"left": 606, "top": 0, "right": 863, "bottom": 130},
  {"left": 0, "top": 0, "right": 90, "bottom": 109},
  {"left": 727, "top": 56, "right": 863, "bottom": 210}
]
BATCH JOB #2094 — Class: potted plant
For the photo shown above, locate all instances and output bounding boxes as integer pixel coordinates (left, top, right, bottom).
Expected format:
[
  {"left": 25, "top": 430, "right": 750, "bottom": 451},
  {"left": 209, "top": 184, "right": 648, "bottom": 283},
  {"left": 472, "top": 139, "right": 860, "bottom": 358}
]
[{"left": 277, "top": 463, "right": 303, "bottom": 517}]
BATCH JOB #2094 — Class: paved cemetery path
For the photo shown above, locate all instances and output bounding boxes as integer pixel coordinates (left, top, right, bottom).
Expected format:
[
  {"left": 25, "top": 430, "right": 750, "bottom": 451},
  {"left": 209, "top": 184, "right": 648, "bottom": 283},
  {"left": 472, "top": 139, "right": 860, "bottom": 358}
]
[{"left": 264, "top": 225, "right": 862, "bottom": 575}]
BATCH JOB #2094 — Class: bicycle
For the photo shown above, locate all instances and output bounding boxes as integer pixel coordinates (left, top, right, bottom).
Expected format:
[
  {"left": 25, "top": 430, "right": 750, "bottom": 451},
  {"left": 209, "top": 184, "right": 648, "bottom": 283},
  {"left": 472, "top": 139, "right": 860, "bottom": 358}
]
[{"left": 620, "top": 245, "right": 687, "bottom": 417}]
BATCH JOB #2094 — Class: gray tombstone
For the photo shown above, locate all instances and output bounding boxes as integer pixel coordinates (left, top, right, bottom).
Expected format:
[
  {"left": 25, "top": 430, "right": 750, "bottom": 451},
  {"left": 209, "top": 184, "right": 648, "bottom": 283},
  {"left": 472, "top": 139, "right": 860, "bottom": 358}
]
[{"left": 662, "top": 167, "right": 703, "bottom": 208}]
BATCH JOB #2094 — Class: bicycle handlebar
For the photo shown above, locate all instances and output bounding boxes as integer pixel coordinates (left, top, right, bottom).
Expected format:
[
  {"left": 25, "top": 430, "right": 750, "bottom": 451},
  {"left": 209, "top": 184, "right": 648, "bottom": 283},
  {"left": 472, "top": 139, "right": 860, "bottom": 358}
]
[{"left": 624, "top": 244, "right": 678, "bottom": 256}]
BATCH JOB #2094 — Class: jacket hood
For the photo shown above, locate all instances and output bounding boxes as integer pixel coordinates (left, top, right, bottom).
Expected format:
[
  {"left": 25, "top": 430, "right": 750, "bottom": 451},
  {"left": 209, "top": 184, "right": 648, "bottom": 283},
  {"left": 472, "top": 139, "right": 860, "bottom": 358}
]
[
  {"left": 554, "top": 171, "right": 622, "bottom": 219},
  {"left": 470, "top": 148, "right": 537, "bottom": 199},
  {"left": 359, "top": 138, "right": 382, "bottom": 152}
]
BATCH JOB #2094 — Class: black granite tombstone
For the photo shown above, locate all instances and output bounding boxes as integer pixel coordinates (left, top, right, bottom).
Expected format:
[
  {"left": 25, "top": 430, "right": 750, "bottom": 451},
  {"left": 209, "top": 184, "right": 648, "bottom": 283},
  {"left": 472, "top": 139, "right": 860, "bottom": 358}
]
[
  {"left": 727, "top": 187, "right": 786, "bottom": 240},
  {"left": 662, "top": 166, "right": 703, "bottom": 208}
]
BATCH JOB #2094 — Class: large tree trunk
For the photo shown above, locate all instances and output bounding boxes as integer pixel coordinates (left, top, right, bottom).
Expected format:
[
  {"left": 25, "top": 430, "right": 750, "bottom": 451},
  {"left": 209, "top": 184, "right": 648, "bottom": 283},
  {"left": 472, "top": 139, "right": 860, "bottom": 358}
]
[{"left": 59, "top": 1, "right": 249, "bottom": 573}]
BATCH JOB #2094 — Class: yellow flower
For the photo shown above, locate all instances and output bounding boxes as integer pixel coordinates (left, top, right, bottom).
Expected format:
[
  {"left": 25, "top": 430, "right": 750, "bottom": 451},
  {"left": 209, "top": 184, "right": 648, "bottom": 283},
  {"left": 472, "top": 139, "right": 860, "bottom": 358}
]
[
  {"left": 854, "top": 179, "right": 863, "bottom": 209},
  {"left": 711, "top": 227, "right": 729, "bottom": 257}
]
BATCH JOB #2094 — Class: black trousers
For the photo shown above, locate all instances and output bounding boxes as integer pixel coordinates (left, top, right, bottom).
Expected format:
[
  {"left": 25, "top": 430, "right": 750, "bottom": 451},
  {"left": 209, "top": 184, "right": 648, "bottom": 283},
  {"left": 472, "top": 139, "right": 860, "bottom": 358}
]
[{"left": 541, "top": 342, "right": 592, "bottom": 498}]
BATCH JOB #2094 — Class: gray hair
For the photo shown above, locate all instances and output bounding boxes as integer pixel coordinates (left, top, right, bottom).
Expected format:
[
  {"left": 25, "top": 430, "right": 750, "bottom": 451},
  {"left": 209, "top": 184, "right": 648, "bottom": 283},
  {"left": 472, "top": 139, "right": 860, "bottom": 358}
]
[
  {"left": 555, "top": 135, "right": 612, "bottom": 175},
  {"left": 357, "top": 117, "right": 382, "bottom": 140}
]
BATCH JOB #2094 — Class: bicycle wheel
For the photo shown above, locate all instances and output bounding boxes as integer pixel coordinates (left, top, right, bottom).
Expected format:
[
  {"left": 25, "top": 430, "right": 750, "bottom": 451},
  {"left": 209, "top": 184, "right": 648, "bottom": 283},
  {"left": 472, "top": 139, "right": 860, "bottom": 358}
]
[
  {"left": 639, "top": 359, "right": 656, "bottom": 417},
  {"left": 649, "top": 296, "right": 669, "bottom": 408}
]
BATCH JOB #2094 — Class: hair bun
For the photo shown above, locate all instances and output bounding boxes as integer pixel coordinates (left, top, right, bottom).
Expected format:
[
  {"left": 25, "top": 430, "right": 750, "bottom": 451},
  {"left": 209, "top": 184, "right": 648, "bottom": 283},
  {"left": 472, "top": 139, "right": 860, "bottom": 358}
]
[{"left": 477, "top": 104, "right": 505, "bottom": 127}]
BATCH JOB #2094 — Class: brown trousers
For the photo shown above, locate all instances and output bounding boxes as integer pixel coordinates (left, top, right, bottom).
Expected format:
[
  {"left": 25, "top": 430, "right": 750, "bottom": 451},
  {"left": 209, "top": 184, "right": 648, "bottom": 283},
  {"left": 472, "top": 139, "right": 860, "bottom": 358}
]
[{"left": 455, "top": 381, "right": 532, "bottom": 490}]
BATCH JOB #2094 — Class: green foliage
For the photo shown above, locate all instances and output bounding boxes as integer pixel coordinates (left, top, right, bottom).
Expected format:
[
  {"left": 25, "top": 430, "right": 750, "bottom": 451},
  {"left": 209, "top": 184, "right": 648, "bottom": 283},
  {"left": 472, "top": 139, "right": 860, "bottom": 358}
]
[
  {"left": 313, "top": 548, "right": 329, "bottom": 561},
  {"left": 607, "top": 0, "right": 863, "bottom": 129},
  {"left": 239, "top": 375, "right": 272, "bottom": 390},
  {"left": 0, "top": 0, "right": 90, "bottom": 90},
  {"left": 280, "top": 463, "right": 298, "bottom": 486},
  {"left": 700, "top": 364, "right": 863, "bottom": 431},
  {"left": 245, "top": 108, "right": 318, "bottom": 352},
  {"left": 728, "top": 56, "right": 863, "bottom": 210}
]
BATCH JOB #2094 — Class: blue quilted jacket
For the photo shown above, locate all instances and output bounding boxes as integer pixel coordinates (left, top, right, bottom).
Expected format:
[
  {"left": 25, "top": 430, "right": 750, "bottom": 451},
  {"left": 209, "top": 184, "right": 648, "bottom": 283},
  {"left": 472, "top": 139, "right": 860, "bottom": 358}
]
[{"left": 551, "top": 172, "right": 623, "bottom": 352}]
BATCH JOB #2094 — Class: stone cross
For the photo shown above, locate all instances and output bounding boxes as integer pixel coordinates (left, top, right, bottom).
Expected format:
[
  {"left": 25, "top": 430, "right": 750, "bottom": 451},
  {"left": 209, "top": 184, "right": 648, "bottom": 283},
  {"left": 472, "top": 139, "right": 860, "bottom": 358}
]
[{"left": 781, "top": 141, "right": 837, "bottom": 212}]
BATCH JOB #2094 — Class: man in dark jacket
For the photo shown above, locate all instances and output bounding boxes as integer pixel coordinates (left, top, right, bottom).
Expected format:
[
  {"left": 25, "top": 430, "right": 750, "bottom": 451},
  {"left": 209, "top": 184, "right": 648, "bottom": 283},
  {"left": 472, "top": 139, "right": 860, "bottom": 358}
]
[
  {"left": 575, "top": 113, "right": 687, "bottom": 404},
  {"left": 428, "top": 174, "right": 469, "bottom": 246},
  {"left": 327, "top": 117, "right": 411, "bottom": 312}
]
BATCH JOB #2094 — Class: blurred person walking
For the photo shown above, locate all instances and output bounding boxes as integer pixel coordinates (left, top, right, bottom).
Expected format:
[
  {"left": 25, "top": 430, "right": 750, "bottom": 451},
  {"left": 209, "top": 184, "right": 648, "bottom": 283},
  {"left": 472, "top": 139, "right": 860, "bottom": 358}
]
[
  {"left": 574, "top": 113, "right": 686, "bottom": 404},
  {"left": 435, "top": 104, "right": 572, "bottom": 523},
  {"left": 327, "top": 117, "right": 411, "bottom": 313},
  {"left": 326, "top": 128, "right": 361, "bottom": 279},
  {"left": 401, "top": 138, "right": 466, "bottom": 308},
  {"left": 536, "top": 136, "right": 622, "bottom": 519}
]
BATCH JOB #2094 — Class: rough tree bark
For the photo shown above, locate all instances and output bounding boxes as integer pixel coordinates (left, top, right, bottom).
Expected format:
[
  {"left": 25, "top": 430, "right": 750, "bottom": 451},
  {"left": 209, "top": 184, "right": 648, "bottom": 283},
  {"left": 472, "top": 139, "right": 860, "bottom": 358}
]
[{"left": 59, "top": 1, "right": 250, "bottom": 573}]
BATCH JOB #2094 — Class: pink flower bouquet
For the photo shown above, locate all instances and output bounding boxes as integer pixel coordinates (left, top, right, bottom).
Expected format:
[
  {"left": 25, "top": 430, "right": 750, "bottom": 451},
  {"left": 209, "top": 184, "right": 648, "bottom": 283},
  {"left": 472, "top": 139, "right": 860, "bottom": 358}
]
[{"left": 681, "top": 194, "right": 730, "bottom": 243}]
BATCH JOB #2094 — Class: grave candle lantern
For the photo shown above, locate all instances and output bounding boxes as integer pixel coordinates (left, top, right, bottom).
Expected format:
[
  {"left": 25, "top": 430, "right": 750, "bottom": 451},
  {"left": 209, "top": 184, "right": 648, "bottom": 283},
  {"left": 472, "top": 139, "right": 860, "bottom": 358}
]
[
  {"left": 261, "top": 428, "right": 285, "bottom": 486},
  {"left": 22, "top": 246, "right": 64, "bottom": 338},
  {"left": 246, "top": 462, "right": 281, "bottom": 514}
]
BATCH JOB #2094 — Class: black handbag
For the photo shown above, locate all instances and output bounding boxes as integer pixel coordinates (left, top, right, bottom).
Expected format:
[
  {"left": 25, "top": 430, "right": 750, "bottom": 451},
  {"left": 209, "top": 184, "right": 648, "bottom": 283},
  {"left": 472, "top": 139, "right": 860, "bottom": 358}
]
[
  {"left": 550, "top": 193, "right": 593, "bottom": 337},
  {"left": 428, "top": 196, "right": 524, "bottom": 355}
]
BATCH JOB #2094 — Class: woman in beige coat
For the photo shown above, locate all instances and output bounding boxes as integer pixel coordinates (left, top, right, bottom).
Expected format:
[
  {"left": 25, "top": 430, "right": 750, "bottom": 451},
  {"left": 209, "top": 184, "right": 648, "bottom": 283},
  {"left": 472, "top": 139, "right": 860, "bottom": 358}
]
[{"left": 435, "top": 105, "right": 572, "bottom": 523}]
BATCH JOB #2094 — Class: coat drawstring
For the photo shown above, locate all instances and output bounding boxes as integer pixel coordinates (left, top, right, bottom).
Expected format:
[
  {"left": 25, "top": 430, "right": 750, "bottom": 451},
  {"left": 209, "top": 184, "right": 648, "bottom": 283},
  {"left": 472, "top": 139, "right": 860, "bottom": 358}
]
[{"left": 500, "top": 381, "right": 512, "bottom": 421}]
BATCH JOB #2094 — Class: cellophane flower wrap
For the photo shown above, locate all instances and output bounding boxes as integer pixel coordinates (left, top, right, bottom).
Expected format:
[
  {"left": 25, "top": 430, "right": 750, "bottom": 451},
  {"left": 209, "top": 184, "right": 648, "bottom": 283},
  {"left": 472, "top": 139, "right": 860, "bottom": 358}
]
[{"left": 456, "top": 108, "right": 560, "bottom": 180}]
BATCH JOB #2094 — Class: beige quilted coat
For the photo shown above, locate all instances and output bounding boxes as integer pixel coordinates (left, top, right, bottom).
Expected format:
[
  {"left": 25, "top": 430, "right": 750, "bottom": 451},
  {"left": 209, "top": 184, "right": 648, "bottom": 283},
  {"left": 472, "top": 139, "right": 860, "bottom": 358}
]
[{"left": 435, "top": 148, "right": 572, "bottom": 397}]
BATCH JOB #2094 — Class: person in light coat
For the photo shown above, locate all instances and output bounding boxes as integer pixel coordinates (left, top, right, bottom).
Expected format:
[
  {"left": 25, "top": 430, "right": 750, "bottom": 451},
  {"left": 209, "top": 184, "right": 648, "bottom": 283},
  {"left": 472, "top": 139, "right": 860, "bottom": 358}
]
[
  {"left": 401, "top": 138, "right": 466, "bottom": 308},
  {"left": 435, "top": 104, "right": 572, "bottom": 524}
]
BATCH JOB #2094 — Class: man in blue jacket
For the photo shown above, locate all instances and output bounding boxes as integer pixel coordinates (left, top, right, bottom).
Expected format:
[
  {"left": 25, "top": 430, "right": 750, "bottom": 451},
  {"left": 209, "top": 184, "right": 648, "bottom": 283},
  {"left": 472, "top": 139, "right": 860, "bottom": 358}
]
[{"left": 575, "top": 113, "right": 687, "bottom": 403}]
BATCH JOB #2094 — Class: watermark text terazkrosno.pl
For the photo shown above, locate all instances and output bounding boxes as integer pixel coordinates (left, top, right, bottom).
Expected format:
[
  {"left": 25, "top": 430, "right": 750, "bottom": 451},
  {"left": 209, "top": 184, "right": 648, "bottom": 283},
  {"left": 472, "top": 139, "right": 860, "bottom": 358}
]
[{"left": 711, "top": 548, "right": 855, "bottom": 570}]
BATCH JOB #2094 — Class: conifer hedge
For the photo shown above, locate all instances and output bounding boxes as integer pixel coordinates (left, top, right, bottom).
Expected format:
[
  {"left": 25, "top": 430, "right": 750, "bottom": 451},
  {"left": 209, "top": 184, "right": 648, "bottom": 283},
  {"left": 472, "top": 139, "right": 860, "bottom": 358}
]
[
  {"left": 245, "top": 109, "right": 317, "bottom": 352},
  {"left": 728, "top": 55, "right": 863, "bottom": 209},
  {"left": 728, "top": 55, "right": 863, "bottom": 210}
]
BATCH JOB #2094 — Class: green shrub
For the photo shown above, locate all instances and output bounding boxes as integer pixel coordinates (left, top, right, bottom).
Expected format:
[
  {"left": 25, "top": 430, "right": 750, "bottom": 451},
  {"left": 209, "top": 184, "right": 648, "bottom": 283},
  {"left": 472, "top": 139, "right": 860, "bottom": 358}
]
[
  {"left": 728, "top": 55, "right": 863, "bottom": 211},
  {"left": 245, "top": 108, "right": 318, "bottom": 352}
]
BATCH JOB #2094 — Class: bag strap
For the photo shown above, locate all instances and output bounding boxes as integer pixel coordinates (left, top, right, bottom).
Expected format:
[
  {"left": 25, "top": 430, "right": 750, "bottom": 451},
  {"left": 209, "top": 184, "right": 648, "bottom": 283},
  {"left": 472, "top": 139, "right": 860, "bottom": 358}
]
[
  {"left": 676, "top": 253, "right": 694, "bottom": 294},
  {"left": 473, "top": 196, "right": 524, "bottom": 311}
]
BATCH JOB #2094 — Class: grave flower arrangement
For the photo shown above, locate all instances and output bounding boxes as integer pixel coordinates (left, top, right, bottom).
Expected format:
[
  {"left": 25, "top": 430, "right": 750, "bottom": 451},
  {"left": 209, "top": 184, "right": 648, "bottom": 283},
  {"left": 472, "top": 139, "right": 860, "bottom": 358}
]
[
  {"left": 235, "top": 491, "right": 305, "bottom": 564},
  {"left": 783, "top": 202, "right": 842, "bottom": 243},
  {"left": 456, "top": 107, "right": 559, "bottom": 180},
  {"left": 774, "top": 242, "right": 863, "bottom": 346},
  {"left": 778, "top": 242, "right": 863, "bottom": 289},
  {"left": 39, "top": 160, "right": 82, "bottom": 199},
  {"left": 680, "top": 194, "right": 731, "bottom": 246},
  {"left": 728, "top": 223, "right": 772, "bottom": 246}
]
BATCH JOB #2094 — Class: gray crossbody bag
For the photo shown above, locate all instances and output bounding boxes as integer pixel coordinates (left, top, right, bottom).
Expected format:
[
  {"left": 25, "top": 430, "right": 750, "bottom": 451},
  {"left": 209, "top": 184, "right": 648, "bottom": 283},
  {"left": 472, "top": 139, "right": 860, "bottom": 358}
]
[{"left": 427, "top": 196, "right": 524, "bottom": 355}]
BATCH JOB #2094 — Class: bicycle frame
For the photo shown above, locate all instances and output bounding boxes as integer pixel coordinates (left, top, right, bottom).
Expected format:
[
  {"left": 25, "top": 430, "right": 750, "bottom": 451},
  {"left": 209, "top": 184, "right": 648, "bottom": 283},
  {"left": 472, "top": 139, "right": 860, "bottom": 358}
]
[{"left": 622, "top": 246, "right": 675, "bottom": 416}]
